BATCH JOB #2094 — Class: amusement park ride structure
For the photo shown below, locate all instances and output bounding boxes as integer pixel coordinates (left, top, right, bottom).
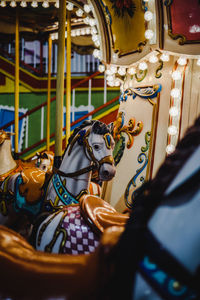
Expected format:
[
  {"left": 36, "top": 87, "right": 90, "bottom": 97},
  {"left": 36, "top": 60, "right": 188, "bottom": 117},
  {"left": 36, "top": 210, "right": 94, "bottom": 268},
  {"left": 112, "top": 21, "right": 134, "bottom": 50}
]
[{"left": 0, "top": 0, "right": 199, "bottom": 299}]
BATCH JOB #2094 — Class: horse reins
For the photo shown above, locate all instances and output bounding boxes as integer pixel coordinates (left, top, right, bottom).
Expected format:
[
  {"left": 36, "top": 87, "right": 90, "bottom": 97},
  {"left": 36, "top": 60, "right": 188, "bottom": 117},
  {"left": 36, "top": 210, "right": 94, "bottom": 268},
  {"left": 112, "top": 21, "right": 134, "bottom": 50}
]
[{"left": 53, "top": 128, "right": 114, "bottom": 178}]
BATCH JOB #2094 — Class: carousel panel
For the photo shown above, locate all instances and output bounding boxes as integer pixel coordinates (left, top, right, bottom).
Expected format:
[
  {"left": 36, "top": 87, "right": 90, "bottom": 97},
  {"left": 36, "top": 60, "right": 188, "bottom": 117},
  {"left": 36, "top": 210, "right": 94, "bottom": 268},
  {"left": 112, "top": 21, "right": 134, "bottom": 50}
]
[{"left": 104, "top": 85, "right": 161, "bottom": 211}]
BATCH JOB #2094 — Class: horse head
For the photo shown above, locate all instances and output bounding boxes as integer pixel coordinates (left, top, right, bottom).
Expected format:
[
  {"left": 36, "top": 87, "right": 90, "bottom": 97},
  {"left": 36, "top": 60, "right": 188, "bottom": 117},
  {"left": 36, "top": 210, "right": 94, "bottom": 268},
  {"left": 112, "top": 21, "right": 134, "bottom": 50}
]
[{"left": 66, "top": 120, "right": 116, "bottom": 182}]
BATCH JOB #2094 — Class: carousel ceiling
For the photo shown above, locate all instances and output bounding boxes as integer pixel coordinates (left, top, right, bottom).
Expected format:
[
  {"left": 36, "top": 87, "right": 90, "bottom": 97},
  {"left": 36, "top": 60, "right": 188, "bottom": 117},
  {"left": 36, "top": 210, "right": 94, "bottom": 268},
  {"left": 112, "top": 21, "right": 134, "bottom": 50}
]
[{"left": 0, "top": 1, "right": 96, "bottom": 53}]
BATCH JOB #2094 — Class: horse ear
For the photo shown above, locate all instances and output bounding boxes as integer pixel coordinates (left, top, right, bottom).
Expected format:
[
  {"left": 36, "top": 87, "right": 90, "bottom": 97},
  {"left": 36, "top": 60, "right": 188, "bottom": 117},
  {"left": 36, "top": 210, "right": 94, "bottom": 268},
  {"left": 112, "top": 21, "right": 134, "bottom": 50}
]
[{"left": 91, "top": 120, "right": 101, "bottom": 133}]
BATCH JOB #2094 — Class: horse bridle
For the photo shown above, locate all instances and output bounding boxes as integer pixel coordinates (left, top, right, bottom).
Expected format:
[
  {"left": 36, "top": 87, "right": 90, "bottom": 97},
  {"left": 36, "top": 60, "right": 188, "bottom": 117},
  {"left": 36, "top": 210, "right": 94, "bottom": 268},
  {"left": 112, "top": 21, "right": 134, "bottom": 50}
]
[{"left": 53, "top": 128, "right": 114, "bottom": 178}]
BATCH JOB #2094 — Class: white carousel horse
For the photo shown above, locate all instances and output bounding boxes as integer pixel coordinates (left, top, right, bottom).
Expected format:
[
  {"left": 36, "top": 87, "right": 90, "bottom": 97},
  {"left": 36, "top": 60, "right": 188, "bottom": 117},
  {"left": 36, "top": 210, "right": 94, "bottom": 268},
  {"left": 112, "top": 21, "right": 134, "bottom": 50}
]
[{"left": 32, "top": 120, "right": 117, "bottom": 254}]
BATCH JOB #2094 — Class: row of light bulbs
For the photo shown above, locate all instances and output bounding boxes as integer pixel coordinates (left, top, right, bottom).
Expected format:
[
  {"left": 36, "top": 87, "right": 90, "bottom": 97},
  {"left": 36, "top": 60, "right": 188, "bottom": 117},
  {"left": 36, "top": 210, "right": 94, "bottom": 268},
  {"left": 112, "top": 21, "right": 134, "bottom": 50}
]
[
  {"left": 0, "top": 0, "right": 92, "bottom": 10},
  {"left": 98, "top": 52, "right": 200, "bottom": 88}
]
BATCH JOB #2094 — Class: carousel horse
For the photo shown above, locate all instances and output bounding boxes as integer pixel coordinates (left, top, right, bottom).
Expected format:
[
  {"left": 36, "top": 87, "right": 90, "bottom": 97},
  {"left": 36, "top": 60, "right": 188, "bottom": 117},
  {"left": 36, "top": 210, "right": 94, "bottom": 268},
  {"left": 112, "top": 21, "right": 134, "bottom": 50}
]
[
  {"left": 0, "top": 130, "right": 56, "bottom": 238},
  {"left": 31, "top": 120, "right": 127, "bottom": 255}
]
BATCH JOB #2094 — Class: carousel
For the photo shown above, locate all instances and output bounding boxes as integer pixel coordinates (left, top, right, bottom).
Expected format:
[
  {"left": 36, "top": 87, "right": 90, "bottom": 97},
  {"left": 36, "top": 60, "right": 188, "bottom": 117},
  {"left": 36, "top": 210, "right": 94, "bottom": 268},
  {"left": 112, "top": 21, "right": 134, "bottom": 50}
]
[{"left": 0, "top": 0, "right": 199, "bottom": 299}]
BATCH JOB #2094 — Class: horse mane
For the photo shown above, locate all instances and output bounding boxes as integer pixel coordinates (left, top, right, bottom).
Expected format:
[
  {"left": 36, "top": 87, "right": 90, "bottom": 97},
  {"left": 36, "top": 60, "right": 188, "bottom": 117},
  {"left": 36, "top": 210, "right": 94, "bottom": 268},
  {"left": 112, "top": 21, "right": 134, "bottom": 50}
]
[
  {"left": 63, "top": 120, "right": 111, "bottom": 158},
  {"left": 101, "top": 115, "right": 200, "bottom": 300}
]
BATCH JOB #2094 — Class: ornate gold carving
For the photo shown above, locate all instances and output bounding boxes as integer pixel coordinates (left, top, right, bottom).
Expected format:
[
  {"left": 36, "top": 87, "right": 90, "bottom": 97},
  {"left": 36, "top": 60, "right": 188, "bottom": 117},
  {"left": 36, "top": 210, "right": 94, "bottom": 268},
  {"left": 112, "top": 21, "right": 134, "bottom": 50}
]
[
  {"left": 113, "top": 112, "right": 143, "bottom": 149},
  {"left": 155, "top": 59, "right": 163, "bottom": 78}
]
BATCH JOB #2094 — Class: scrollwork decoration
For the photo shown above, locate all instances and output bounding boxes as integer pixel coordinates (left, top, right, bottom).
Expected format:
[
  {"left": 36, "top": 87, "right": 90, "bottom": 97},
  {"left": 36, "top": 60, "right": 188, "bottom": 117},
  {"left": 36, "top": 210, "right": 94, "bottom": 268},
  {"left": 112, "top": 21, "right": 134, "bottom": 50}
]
[{"left": 124, "top": 131, "right": 151, "bottom": 209}]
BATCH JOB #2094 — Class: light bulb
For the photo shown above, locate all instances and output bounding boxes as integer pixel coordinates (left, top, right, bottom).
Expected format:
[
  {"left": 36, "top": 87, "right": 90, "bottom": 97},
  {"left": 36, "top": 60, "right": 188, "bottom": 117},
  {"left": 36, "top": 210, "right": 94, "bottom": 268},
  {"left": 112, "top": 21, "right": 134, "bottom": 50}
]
[
  {"left": 110, "top": 65, "right": 117, "bottom": 74},
  {"left": 89, "top": 19, "right": 96, "bottom": 27},
  {"left": 81, "top": 28, "right": 86, "bottom": 35},
  {"left": 118, "top": 67, "right": 126, "bottom": 76},
  {"left": 114, "top": 80, "right": 120, "bottom": 87},
  {"left": 0, "top": 0, "right": 6, "bottom": 7},
  {"left": 160, "top": 53, "right": 170, "bottom": 62},
  {"left": 139, "top": 62, "right": 148, "bottom": 70},
  {"left": 85, "top": 27, "right": 90, "bottom": 35},
  {"left": 169, "top": 106, "right": 179, "bottom": 117},
  {"left": 98, "top": 64, "right": 105, "bottom": 73},
  {"left": 10, "top": 0, "right": 16, "bottom": 7},
  {"left": 42, "top": 0, "right": 49, "bottom": 8},
  {"left": 76, "top": 9, "right": 83, "bottom": 17},
  {"left": 84, "top": 4, "right": 91, "bottom": 13},
  {"left": 54, "top": 0, "right": 59, "bottom": 8},
  {"left": 127, "top": 67, "right": 136, "bottom": 75},
  {"left": 172, "top": 70, "right": 181, "bottom": 80},
  {"left": 107, "top": 75, "right": 115, "bottom": 82},
  {"left": 145, "top": 29, "right": 154, "bottom": 39},
  {"left": 170, "top": 88, "right": 181, "bottom": 98},
  {"left": 20, "top": 1, "right": 27, "bottom": 7},
  {"left": 177, "top": 56, "right": 187, "bottom": 66},
  {"left": 31, "top": 0, "right": 38, "bottom": 7},
  {"left": 66, "top": 2, "right": 73, "bottom": 11},
  {"left": 144, "top": 11, "right": 153, "bottom": 21},
  {"left": 166, "top": 144, "right": 175, "bottom": 154},
  {"left": 168, "top": 125, "right": 178, "bottom": 135},
  {"left": 149, "top": 54, "right": 158, "bottom": 63},
  {"left": 197, "top": 59, "right": 200, "bottom": 66},
  {"left": 93, "top": 49, "right": 100, "bottom": 58}
]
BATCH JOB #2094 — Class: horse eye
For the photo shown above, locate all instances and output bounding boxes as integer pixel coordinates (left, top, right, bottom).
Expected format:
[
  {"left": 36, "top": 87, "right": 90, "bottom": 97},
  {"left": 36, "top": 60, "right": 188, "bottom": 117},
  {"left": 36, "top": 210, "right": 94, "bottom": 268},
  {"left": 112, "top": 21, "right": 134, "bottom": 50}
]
[{"left": 94, "top": 144, "right": 100, "bottom": 150}]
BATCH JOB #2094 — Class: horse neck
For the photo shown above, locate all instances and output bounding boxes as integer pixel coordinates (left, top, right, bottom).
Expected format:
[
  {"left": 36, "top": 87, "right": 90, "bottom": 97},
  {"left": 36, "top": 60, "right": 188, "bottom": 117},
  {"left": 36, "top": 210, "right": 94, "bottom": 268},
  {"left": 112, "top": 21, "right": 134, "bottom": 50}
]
[
  {"left": 58, "top": 143, "right": 91, "bottom": 197},
  {"left": 0, "top": 140, "right": 17, "bottom": 176}
]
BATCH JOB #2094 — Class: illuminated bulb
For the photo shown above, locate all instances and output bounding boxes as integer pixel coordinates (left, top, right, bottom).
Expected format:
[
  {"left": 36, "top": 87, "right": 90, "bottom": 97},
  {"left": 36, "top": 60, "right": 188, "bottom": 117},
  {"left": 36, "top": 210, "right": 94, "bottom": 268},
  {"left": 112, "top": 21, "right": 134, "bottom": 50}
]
[
  {"left": 71, "top": 31, "right": 76, "bottom": 37},
  {"left": 145, "top": 29, "right": 154, "bottom": 39},
  {"left": 128, "top": 67, "right": 136, "bottom": 75},
  {"left": 76, "top": 9, "right": 83, "bottom": 17},
  {"left": 144, "top": 11, "right": 153, "bottom": 21},
  {"left": 91, "top": 26, "right": 97, "bottom": 34},
  {"left": 66, "top": 2, "right": 73, "bottom": 11},
  {"left": 0, "top": 0, "right": 6, "bottom": 7},
  {"left": 81, "top": 28, "right": 86, "bottom": 35},
  {"left": 168, "top": 125, "right": 178, "bottom": 135},
  {"left": 172, "top": 70, "right": 181, "bottom": 80},
  {"left": 170, "top": 88, "right": 181, "bottom": 98},
  {"left": 105, "top": 67, "right": 112, "bottom": 75},
  {"left": 76, "top": 29, "right": 81, "bottom": 36},
  {"left": 31, "top": 0, "right": 38, "bottom": 7},
  {"left": 107, "top": 81, "right": 115, "bottom": 87},
  {"left": 166, "top": 144, "right": 175, "bottom": 155},
  {"left": 169, "top": 106, "right": 179, "bottom": 117},
  {"left": 89, "top": 19, "right": 96, "bottom": 26},
  {"left": 110, "top": 65, "right": 117, "bottom": 74},
  {"left": 107, "top": 75, "right": 115, "bottom": 82},
  {"left": 197, "top": 59, "right": 200, "bottom": 66},
  {"left": 92, "top": 34, "right": 98, "bottom": 42},
  {"left": 177, "top": 56, "right": 187, "bottom": 66},
  {"left": 149, "top": 54, "right": 158, "bottom": 63},
  {"left": 65, "top": 32, "right": 67, "bottom": 38},
  {"left": 115, "top": 80, "right": 120, "bottom": 87},
  {"left": 93, "top": 49, "right": 100, "bottom": 58},
  {"left": 139, "top": 62, "right": 148, "bottom": 70},
  {"left": 84, "top": 17, "right": 90, "bottom": 24},
  {"left": 84, "top": 4, "right": 91, "bottom": 13},
  {"left": 94, "top": 40, "right": 100, "bottom": 47},
  {"left": 54, "top": 0, "right": 59, "bottom": 8},
  {"left": 98, "top": 64, "right": 105, "bottom": 72},
  {"left": 20, "top": 1, "right": 27, "bottom": 7},
  {"left": 118, "top": 67, "right": 126, "bottom": 76},
  {"left": 86, "top": 27, "right": 90, "bottom": 35},
  {"left": 10, "top": 0, "right": 16, "bottom": 7},
  {"left": 160, "top": 53, "right": 170, "bottom": 62},
  {"left": 42, "top": 0, "right": 49, "bottom": 8}
]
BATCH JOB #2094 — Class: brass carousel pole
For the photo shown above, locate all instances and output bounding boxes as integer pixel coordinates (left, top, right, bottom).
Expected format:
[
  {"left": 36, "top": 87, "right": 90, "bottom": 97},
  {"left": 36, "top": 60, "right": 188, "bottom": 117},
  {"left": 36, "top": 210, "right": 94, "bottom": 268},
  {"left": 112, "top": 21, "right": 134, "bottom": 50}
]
[
  {"left": 46, "top": 35, "right": 52, "bottom": 151},
  {"left": 54, "top": 0, "right": 66, "bottom": 167},
  {"left": 66, "top": 10, "right": 71, "bottom": 146},
  {"left": 14, "top": 9, "right": 19, "bottom": 159}
]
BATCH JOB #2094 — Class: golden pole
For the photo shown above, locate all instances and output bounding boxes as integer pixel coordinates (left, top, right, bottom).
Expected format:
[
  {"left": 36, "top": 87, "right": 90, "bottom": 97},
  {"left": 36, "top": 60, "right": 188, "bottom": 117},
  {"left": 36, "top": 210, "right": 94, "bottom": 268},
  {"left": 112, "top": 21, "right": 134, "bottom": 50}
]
[
  {"left": 47, "top": 35, "right": 52, "bottom": 151},
  {"left": 66, "top": 10, "right": 71, "bottom": 146},
  {"left": 54, "top": 0, "right": 66, "bottom": 167},
  {"left": 14, "top": 9, "right": 19, "bottom": 158}
]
